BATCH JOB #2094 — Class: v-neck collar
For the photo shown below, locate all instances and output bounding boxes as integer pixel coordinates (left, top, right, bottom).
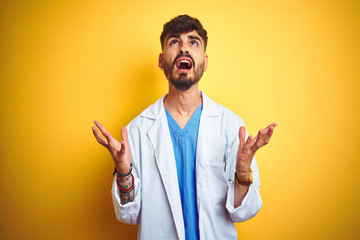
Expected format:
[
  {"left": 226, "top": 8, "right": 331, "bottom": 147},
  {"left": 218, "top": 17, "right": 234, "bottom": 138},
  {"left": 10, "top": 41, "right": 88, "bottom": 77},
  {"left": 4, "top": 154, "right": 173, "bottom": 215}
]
[{"left": 165, "top": 104, "right": 203, "bottom": 133}]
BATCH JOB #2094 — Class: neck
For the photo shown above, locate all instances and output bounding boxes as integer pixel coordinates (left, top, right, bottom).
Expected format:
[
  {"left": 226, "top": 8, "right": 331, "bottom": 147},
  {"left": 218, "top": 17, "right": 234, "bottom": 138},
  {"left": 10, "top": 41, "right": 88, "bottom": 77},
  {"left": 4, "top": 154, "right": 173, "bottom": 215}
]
[{"left": 164, "top": 84, "right": 202, "bottom": 116}]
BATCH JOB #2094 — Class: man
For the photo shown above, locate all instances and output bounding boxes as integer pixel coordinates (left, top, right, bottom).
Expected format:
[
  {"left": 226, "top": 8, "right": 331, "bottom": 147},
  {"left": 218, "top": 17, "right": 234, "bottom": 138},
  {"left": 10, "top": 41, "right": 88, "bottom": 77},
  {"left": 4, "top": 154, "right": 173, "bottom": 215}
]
[{"left": 92, "top": 15, "right": 276, "bottom": 239}]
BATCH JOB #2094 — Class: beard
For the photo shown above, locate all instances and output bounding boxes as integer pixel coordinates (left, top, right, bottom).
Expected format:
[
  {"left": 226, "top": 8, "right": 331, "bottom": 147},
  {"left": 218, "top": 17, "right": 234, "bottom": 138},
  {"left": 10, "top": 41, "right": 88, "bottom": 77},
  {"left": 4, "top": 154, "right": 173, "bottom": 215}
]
[{"left": 163, "top": 59, "right": 205, "bottom": 91}]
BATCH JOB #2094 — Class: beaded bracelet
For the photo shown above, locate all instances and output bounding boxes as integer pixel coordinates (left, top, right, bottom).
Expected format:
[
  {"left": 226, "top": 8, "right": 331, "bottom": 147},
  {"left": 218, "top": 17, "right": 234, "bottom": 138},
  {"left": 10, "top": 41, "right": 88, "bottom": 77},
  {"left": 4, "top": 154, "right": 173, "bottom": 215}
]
[{"left": 113, "top": 163, "right": 132, "bottom": 177}]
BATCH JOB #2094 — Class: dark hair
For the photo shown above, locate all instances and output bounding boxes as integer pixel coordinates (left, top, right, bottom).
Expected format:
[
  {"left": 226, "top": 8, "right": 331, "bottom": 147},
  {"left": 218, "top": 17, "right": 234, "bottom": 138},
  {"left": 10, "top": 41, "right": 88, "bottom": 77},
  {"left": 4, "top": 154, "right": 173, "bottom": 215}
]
[{"left": 160, "top": 15, "right": 208, "bottom": 50}]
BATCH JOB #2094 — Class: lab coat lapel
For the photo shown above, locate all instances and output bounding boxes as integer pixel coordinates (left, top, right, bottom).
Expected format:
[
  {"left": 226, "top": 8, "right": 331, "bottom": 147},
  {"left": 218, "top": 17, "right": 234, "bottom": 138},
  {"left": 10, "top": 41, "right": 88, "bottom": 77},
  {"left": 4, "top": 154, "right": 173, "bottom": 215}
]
[
  {"left": 146, "top": 100, "right": 185, "bottom": 240},
  {"left": 196, "top": 92, "right": 220, "bottom": 209},
  {"left": 195, "top": 112, "right": 211, "bottom": 209}
]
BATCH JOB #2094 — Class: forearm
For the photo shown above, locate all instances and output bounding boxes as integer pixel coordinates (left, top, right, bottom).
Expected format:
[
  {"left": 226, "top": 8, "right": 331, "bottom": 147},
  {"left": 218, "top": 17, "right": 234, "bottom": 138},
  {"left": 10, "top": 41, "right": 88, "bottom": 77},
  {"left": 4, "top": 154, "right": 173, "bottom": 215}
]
[
  {"left": 234, "top": 183, "right": 249, "bottom": 208},
  {"left": 116, "top": 173, "right": 135, "bottom": 204},
  {"left": 227, "top": 157, "right": 262, "bottom": 222},
  {"left": 227, "top": 180, "right": 262, "bottom": 223},
  {"left": 111, "top": 174, "right": 141, "bottom": 225},
  {"left": 234, "top": 168, "right": 252, "bottom": 208}
]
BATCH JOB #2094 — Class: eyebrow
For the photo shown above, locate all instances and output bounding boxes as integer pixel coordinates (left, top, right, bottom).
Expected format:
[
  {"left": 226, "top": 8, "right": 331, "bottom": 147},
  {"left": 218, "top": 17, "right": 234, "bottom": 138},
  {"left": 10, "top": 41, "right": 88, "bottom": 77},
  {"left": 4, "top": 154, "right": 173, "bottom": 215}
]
[
  {"left": 167, "top": 34, "right": 181, "bottom": 40},
  {"left": 188, "top": 35, "right": 201, "bottom": 41},
  {"left": 167, "top": 34, "right": 201, "bottom": 42}
]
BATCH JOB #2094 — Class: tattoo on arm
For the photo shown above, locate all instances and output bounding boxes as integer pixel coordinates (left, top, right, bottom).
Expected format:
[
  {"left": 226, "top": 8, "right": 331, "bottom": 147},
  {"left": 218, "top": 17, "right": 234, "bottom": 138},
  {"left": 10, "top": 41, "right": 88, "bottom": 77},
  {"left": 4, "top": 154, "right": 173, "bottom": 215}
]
[
  {"left": 117, "top": 174, "right": 135, "bottom": 204},
  {"left": 119, "top": 188, "right": 135, "bottom": 205}
]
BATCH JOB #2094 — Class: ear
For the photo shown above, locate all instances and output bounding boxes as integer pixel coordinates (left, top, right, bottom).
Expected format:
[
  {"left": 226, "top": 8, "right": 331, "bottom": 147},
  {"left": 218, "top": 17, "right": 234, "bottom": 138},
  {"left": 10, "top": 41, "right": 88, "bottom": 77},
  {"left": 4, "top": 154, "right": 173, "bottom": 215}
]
[
  {"left": 204, "top": 54, "right": 208, "bottom": 71},
  {"left": 158, "top": 53, "right": 163, "bottom": 69}
]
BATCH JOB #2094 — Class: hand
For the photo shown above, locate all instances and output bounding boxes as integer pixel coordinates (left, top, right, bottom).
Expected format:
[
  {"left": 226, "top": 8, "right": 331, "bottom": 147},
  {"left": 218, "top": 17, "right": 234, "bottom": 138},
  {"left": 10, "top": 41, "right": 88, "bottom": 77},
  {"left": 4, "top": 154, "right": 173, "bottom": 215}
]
[
  {"left": 235, "top": 123, "right": 277, "bottom": 179},
  {"left": 92, "top": 120, "right": 132, "bottom": 174}
]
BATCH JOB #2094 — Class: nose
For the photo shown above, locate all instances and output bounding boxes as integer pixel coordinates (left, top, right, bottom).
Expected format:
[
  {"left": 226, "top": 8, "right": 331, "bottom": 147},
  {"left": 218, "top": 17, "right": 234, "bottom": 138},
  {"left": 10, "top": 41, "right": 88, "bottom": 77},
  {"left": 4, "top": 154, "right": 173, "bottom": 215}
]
[
  {"left": 180, "top": 50, "right": 189, "bottom": 55},
  {"left": 179, "top": 43, "right": 189, "bottom": 55}
]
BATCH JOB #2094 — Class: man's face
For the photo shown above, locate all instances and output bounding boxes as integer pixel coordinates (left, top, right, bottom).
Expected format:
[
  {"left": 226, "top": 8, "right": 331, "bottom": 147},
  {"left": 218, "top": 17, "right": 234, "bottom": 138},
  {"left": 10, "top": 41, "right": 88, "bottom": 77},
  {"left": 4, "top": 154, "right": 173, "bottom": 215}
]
[{"left": 158, "top": 30, "right": 208, "bottom": 91}]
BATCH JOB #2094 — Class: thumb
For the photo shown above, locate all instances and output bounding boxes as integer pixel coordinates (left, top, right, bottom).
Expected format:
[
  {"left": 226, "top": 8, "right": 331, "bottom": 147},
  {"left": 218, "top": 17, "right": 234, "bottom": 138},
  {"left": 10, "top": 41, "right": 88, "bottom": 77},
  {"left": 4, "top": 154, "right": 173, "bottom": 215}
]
[
  {"left": 121, "top": 127, "right": 129, "bottom": 143},
  {"left": 120, "top": 127, "right": 129, "bottom": 153},
  {"left": 239, "top": 126, "right": 245, "bottom": 147}
]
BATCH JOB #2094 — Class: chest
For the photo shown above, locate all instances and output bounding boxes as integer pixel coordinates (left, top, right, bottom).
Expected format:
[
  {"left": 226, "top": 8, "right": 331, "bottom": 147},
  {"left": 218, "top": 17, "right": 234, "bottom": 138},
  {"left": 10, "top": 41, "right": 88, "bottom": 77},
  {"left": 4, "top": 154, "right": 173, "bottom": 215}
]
[{"left": 171, "top": 114, "right": 191, "bottom": 130}]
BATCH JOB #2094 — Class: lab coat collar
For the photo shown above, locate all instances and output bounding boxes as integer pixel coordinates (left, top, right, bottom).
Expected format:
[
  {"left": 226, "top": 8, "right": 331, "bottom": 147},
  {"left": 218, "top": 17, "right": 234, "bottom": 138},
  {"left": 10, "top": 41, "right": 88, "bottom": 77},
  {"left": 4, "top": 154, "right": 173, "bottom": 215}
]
[{"left": 140, "top": 90, "right": 221, "bottom": 120}]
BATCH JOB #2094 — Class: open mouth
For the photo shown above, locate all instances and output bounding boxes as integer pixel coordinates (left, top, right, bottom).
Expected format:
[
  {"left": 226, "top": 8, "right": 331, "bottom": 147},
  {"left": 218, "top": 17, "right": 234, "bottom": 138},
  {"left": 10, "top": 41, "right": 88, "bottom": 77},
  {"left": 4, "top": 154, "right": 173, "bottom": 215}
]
[{"left": 175, "top": 58, "right": 193, "bottom": 70}]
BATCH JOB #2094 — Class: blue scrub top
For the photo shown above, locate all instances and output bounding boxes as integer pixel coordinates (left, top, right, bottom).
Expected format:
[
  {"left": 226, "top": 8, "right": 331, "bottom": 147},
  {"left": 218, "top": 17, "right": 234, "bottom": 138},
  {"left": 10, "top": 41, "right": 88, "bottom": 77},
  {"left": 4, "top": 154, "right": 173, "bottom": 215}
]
[{"left": 165, "top": 104, "right": 202, "bottom": 240}]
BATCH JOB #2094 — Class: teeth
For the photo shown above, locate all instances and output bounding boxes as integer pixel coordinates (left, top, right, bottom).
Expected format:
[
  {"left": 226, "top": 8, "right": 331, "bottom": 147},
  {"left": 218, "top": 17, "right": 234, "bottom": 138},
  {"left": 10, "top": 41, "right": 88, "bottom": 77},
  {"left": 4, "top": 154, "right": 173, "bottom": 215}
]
[{"left": 176, "top": 59, "right": 192, "bottom": 69}]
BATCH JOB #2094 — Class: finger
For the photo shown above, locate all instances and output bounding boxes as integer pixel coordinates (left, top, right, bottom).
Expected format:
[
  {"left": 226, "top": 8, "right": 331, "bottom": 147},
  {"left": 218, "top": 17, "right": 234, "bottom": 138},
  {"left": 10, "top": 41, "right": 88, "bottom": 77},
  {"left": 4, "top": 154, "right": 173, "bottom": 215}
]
[
  {"left": 92, "top": 126, "right": 109, "bottom": 147},
  {"left": 245, "top": 135, "right": 254, "bottom": 149},
  {"left": 261, "top": 123, "right": 277, "bottom": 139},
  {"left": 120, "top": 127, "right": 129, "bottom": 154},
  {"left": 258, "top": 129, "right": 264, "bottom": 137},
  {"left": 263, "top": 123, "right": 276, "bottom": 139},
  {"left": 261, "top": 128, "right": 268, "bottom": 135},
  {"left": 257, "top": 128, "right": 274, "bottom": 148},
  {"left": 266, "top": 123, "right": 277, "bottom": 129},
  {"left": 252, "top": 123, "right": 277, "bottom": 149},
  {"left": 239, "top": 126, "right": 246, "bottom": 147},
  {"left": 261, "top": 123, "right": 276, "bottom": 137},
  {"left": 254, "top": 129, "right": 268, "bottom": 148},
  {"left": 247, "top": 135, "right": 259, "bottom": 154},
  {"left": 253, "top": 129, "right": 262, "bottom": 143},
  {"left": 121, "top": 127, "right": 128, "bottom": 142},
  {"left": 94, "top": 120, "right": 112, "bottom": 141},
  {"left": 253, "top": 130, "right": 260, "bottom": 143},
  {"left": 266, "top": 126, "right": 274, "bottom": 139}
]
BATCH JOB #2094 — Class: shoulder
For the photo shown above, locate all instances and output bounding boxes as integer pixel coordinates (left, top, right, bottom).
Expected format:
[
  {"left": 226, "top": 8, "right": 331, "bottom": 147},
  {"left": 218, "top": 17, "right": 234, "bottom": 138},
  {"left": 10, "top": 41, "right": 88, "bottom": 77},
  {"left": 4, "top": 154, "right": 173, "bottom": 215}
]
[
  {"left": 202, "top": 91, "right": 245, "bottom": 128},
  {"left": 219, "top": 104, "right": 244, "bottom": 125},
  {"left": 216, "top": 103, "right": 245, "bottom": 142},
  {"left": 126, "top": 96, "right": 164, "bottom": 133},
  {"left": 202, "top": 91, "right": 246, "bottom": 145}
]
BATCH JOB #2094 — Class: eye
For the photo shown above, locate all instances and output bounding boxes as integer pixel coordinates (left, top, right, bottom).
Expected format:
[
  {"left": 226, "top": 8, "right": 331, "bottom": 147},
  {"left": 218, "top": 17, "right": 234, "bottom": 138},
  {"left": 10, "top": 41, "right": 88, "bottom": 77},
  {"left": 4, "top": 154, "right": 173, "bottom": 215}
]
[
  {"left": 190, "top": 41, "right": 198, "bottom": 46},
  {"left": 170, "top": 40, "right": 179, "bottom": 45}
]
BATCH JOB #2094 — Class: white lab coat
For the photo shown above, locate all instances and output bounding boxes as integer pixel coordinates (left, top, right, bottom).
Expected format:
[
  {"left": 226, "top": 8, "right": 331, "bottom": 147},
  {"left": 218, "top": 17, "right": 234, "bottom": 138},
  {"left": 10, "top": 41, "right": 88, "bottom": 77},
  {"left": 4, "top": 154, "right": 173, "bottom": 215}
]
[{"left": 111, "top": 91, "right": 262, "bottom": 240}]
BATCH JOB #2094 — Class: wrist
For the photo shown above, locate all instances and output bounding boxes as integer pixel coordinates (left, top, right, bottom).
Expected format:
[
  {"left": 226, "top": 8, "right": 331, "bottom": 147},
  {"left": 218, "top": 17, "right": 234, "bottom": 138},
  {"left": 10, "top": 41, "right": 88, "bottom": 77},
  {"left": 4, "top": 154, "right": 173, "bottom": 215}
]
[
  {"left": 117, "top": 173, "right": 134, "bottom": 192},
  {"left": 115, "top": 162, "right": 132, "bottom": 175},
  {"left": 235, "top": 166, "right": 251, "bottom": 178},
  {"left": 236, "top": 170, "right": 250, "bottom": 179},
  {"left": 234, "top": 168, "right": 253, "bottom": 186}
]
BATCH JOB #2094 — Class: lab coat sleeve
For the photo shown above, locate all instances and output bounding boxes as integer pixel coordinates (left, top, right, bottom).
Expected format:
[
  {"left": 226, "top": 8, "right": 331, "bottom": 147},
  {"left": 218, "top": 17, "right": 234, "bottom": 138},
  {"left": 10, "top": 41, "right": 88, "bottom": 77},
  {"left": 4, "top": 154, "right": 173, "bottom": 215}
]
[
  {"left": 225, "top": 131, "right": 263, "bottom": 222},
  {"left": 111, "top": 123, "right": 142, "bottom": 225},
  {"left": 111, "top": 173, "right": 141, "bottom": 225}
]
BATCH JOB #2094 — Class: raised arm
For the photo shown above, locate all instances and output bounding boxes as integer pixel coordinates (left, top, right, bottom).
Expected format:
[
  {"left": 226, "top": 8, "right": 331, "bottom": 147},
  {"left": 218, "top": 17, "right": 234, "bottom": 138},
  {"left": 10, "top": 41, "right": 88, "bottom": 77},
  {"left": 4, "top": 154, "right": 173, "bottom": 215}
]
[
  {"left": 92, "top": 120, "right": 134, "bottom": 204},
  {"left": 234, "top": 123, "right": 277, "bottom": 207}
]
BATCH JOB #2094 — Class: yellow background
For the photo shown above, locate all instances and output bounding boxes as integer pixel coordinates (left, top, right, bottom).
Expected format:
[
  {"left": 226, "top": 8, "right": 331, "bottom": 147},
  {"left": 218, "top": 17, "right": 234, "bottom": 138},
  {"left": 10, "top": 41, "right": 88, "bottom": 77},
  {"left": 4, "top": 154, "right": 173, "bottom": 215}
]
[{"left": 1, "top": 0, "right": 359, "bottom": 239}]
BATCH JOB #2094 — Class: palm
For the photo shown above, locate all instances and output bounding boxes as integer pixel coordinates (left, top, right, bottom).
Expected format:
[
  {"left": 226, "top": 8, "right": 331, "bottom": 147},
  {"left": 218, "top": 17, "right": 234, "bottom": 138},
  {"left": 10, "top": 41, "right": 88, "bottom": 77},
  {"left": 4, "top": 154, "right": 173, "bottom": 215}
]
[
  {"left": 236, "top": 123, "right": 276, "bottom": 174},
  {"left": 92, "top": 120, "right": 132, "bottom": 173}
]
